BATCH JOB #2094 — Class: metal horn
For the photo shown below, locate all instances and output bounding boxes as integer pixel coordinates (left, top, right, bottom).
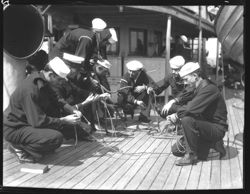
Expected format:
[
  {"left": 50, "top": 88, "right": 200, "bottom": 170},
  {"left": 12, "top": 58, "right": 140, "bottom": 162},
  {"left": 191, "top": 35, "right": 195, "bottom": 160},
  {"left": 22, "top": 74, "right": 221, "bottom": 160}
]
[{"left": 3, "top": 5, "right": 45, "bottom": 59}]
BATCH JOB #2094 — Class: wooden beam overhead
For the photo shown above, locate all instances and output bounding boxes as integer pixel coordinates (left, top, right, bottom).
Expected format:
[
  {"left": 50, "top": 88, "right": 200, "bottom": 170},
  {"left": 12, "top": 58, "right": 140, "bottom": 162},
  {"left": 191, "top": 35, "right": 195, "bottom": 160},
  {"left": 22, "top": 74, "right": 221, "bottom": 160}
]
[{"left": 125, "top": 6, "right": 215, "bottom": 35}]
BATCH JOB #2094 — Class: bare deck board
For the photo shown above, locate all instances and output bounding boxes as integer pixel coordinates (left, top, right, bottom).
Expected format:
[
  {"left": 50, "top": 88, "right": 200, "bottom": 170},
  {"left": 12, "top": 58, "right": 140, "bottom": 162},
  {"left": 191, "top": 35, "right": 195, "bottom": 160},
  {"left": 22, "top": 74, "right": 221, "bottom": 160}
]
[
  {"left": 82, "top": 132, "right": 148, "bottom": 189},
  {"left": 197, "top": 159, "right": 212, "bottom": 189},
  {"left": 98, "top": 133, "right": 154, "bottom": 190},
  {"left": 25, "top": 137, "right": 124, "bottom": 188},
  {"left": 185, "top": 159, "right": 202, "bottom": 189},
  {"left": 125, "top": 139, "right": 170, "bottom": 190},
  {"left": 64, "top": 133, "right": 146, "bottom": 189},
  {"left": 209, "top": 153, "right": 221, "bottom": 189},
  {"left": 2, "top": 88, "right": 244, "bottom": 190},
  {"left": 137, "top": 138, "right": 173, "bottom": 190}
]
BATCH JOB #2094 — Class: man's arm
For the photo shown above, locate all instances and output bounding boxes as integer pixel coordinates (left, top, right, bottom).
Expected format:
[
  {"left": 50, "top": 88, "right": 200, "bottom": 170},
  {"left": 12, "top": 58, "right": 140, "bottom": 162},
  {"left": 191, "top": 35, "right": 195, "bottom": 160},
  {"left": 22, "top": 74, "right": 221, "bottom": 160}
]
[
  {"left": 153, "top": 75, "right": 171, "bottom": 95},
  {"left": 22, "top": 91, "right": 64, "bottom": 129},
  {"left": 177, "top": 84, "right": 220, "bottom": 118}
]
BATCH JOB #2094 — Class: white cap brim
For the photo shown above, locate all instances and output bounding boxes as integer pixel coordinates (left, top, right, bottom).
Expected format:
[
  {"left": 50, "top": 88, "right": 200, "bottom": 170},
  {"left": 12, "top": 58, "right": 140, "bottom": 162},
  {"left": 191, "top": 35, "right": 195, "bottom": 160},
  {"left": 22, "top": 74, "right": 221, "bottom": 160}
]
[
  {"left": 63, "top": 53, "right": 85, "bottom": 64},
  {"left": 92, "top": 18, "right": 107, "bottom": 31},
  {"left": 48, "top": 57, "right": 70, "bottom": 80}
]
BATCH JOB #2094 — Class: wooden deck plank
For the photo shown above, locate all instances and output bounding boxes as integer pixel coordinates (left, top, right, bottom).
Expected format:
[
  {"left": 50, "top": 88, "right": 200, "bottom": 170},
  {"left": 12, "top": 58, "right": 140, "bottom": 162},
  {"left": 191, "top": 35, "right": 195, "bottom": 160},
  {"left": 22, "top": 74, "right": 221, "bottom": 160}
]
[
  {"left": 137, "top": 139, "right": 172, "bottom": 190},
  {"left": 229, "top": 99, "right": 244, "bottom": 136},
  {"left": 4, "top": 141, "right": 95, "bottom": 187},
  {"left": 227, "top": 101, "right": 243, "bottom": 175},
  {"left": 59, "top": 132, "right": 147, "bottom": 189},
  {"left": 209, "top": 152, "right": 221, "bottom": 189},
  {"left": 112, "top": 138, "right": 160, "bottom": 190},
  {"left": 161, "top": 158, "right": 183, "bottom": 190},
  {"left": 149, "top": 151, "right": 176, "bottom": 190},
  {"left": 229, "top": 149, "right": 243, "bottom": 188},
  {"left": 81, "top": 132, "right": 148, "bottom": 189},
  {"left": 220, "top": 148, "right": 232, "bottom": 189},
  {"left": 98, "top": 133, "right": 153, "bottom": 189},
  {"left": 125, "top": 139, "right": 170, "bottom": 190},
  {"left": 3, "top": 159, "right": 20, "bottom": 175},
  {"left": 173, "top": 163, "right": 193, "bottom": 190},
  {"left": 32, "top": 137, "right": 124, "bottom": 188},
  {"left": 2, "top": 142, "right": 75, "bottom": 185},
  {"left": 185, "top": 160, "right": 202, "bottom": 189},
  {"left": 197, "top": 159, "right": 212, "bottom": 189},
  {"left": 63, "top": 133, "right": 146, "bottom": 189}
]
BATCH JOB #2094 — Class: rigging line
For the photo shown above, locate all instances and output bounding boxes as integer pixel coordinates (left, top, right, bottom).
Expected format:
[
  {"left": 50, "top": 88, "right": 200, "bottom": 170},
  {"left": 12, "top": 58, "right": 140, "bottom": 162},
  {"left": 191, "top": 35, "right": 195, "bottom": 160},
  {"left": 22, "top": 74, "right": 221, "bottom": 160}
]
[
  {"left": 77, "top": 122, "right": 122, "bottom": 153},
  {"left": 74, "top": 125, "right": 78, "bottom": 148},
  {"left": 100, "top": 85, "right": 133, "bottom": 94}
]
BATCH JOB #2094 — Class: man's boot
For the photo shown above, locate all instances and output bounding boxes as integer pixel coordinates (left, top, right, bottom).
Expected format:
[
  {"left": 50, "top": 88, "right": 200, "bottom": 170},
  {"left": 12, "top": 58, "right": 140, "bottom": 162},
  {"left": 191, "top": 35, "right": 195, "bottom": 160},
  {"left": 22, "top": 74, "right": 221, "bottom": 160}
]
[
  {"left": 212, "top": 139, "right": 226, "bottom": 159},
  {"left": 175, "top": 152, "right": 198, "bottom": 166}
]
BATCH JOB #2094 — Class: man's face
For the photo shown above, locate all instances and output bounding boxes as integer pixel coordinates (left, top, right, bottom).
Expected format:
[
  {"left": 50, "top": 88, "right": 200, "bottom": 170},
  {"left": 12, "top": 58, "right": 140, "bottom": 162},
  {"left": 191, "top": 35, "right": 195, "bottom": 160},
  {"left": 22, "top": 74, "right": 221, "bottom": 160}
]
[
  {"left": 182, "top": 73, "right": 196, "bottom": 87},
  {"left": 172, "top": 68, "right": 180, "bottom": 75},
  {"left": 46, "top": 71, "right": 62, "bottom": 83},
  {"left": 95, "top": 65, "right": 109, "bottom": 77},
  {"left": 128, "top": 69, "right": 140, "bottom": 79}
]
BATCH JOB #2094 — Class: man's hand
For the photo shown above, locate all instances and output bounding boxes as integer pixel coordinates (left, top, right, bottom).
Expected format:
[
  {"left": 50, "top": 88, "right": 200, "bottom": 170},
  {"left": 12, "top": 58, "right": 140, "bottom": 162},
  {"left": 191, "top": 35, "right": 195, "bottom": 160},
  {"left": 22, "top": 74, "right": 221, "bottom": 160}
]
[
  {"left": 166, "top": 113, "right": 178, "bottom": 124},
  {"left": 60, "top": 114, "right": 81, "bottom": 125},
  {"left": 73, "top": 110, "right": 82, "bottom": 118},
  {"left": 136, "top": 100, "right": 146, "bottom": 109},
  {"left": 147, "top": 87, "right": 154, "bottom": 94},
  {"left": 161, "top": 99, "right": 176, "bottom": 115},
  {"left": 134, "top": 85, "right": 146, "bottom": 93},
  {"left": 99, "top": 93, "right": 111, "bottom": 100}
]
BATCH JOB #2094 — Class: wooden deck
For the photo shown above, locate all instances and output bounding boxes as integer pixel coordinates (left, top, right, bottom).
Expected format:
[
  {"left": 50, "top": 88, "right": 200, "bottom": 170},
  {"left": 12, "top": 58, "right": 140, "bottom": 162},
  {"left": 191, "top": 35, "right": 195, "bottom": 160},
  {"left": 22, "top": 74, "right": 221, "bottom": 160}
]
[{"left": 2, "top": 88, "right": 244, "bottom": 190}]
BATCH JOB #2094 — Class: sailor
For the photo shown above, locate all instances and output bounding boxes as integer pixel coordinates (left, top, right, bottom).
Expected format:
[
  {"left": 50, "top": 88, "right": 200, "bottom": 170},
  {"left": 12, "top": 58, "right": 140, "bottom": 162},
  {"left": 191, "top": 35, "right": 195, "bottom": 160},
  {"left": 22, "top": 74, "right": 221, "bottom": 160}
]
[
  {"left": 117, "top": 60, "right": 157, "bottom": 123},
  {"left": 3, "top": 57, "right": 83, "bottom": 163},
  {"left": 154, "top": 55, "right": 195, "bottom": 118},
  {"left": 167, "top": 62, "right": 228, "bottom": 165}
]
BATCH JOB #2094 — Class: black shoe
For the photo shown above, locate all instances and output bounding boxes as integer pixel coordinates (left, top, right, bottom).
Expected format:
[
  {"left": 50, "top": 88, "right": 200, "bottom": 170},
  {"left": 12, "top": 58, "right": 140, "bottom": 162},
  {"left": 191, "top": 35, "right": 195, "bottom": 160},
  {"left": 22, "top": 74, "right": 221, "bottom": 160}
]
[
  {"left": 8, "top": 144, "right": 36, "bottom": 163},
  {"left": 212, "top": 140, "right": 226, "bottom": 159},
  {"left": 175, "top": 153, "right": 198, "bottom": 166},
  {"left": 78, "top": 134, "right": 97, "bottom": 142},
  {"left": 138, "top": 114, "right": 151, "bottom": 123}
]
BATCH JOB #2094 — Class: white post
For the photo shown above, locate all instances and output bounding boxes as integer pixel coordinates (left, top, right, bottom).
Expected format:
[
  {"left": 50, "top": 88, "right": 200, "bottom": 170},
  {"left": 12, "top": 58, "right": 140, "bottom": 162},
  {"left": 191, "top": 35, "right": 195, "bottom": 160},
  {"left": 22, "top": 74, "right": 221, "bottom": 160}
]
[{"left": 164, "top": 15, "right": 172, "bottom": 104}]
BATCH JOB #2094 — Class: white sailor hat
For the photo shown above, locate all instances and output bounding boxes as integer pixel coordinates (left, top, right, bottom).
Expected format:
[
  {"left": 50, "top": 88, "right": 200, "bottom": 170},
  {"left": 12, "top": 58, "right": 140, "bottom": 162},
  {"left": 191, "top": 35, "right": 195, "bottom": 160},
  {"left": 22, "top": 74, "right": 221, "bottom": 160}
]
[
  {"left": 48, "top": 57, "right": 70, "bottom": 80},
  {"left": 92, "top": 18, "right": 107, "bottom": 31},
  {"left": 169, "top": 55, "right": 185, "bottom": 69},
  {"left": 179, "top": 62, "right": 200, "bottom": 78},
  {"left": 97, "top": 59, "right": 112, "bottom": 69},
  {"left": 108, "top": 28, "right": 118, "bottom": 44},
  {"left": 126, "top": 60, "right": 144, "bottom": 71},
  {"left": 180, "top": 35, "right": 188, "bottom": 43}
]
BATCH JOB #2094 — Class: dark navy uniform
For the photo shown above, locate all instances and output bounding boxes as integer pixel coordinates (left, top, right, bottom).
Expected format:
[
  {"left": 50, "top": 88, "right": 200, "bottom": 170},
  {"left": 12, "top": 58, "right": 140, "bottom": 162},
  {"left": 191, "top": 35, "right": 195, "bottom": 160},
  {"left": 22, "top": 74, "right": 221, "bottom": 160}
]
[
  {"left": 49, "top": 28, "right": 96, "bottom": 71},
  {"left": 118, "top": 70, "right": 157, "bottom": 117},
  {"left": 154, "top": 73, "right": 185, "bottom": 97},
  {"left": 3, "top": 72, "right": 86, "bottom": 160},
  {"left": 173, "top": 79, "right": 228, "bottom": 160}
]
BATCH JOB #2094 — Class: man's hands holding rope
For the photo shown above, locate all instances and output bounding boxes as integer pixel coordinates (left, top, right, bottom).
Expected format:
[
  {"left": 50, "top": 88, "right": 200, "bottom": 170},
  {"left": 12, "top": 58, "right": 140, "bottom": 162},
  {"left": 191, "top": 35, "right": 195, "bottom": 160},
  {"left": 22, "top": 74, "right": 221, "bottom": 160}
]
[
  {"left": 134, "top": 85, "right": 154, "bottom": 95},
  {"left": 161, "top": 99, "right": 176, "bottom": 116},
  {"left": 80, "top": 93, "right": 111, "bottom": 107}
]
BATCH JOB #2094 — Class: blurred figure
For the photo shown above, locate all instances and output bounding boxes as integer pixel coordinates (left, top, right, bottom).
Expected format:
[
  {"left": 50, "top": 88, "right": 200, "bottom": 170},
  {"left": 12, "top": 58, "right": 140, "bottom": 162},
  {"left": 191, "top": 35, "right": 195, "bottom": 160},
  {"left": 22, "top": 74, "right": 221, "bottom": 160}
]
[{"left": 26, "top": 50, "right": 48, "bottom": 76}]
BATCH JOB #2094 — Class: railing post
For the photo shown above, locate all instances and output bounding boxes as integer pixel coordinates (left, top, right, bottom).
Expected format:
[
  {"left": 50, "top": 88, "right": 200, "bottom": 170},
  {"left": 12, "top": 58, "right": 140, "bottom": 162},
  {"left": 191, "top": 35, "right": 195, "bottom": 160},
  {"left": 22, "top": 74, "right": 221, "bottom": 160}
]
[{"left": 164, "top": 15, "right": 172, "bottom": 104}]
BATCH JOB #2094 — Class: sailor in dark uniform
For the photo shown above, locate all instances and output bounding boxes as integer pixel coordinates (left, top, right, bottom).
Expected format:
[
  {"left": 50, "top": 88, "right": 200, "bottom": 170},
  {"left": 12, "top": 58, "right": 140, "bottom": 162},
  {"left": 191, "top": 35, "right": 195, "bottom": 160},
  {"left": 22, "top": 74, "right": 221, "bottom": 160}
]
[
  {"left": 117, "top": 60, "right": 157, "bottom": 123},
  {"left": 167, "top": 62, "right": 228, "bottom": 165}
]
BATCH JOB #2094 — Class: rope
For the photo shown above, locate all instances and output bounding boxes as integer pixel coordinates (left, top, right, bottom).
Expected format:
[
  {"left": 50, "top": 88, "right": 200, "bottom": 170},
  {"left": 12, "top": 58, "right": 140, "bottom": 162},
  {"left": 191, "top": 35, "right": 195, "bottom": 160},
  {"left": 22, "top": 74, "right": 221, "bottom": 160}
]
[
  {"left": 76, "top": 120, "right": 122, "bottom": 153},
  {"left": 100, "top": 85, "right": 133, "bottom": 94},
  {"left": 102, "top": 100, "right": 116, "bottom": 137},
  {"left": 74, "top": 125, "right": 78, "bottom": 148}
]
